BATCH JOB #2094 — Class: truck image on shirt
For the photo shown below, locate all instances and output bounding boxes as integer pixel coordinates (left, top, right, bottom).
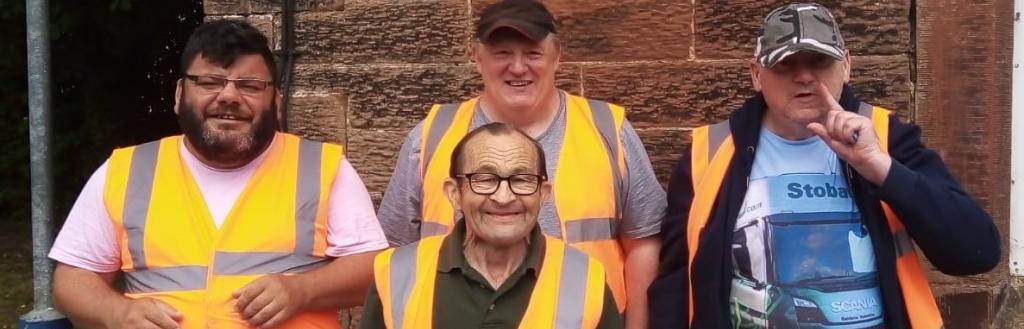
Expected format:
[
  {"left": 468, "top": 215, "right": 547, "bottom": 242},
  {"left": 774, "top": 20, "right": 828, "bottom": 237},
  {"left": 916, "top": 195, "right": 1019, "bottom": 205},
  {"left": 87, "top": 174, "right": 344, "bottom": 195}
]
[{"left": 729, "top": 211, "right": 885, "bottom": 329}]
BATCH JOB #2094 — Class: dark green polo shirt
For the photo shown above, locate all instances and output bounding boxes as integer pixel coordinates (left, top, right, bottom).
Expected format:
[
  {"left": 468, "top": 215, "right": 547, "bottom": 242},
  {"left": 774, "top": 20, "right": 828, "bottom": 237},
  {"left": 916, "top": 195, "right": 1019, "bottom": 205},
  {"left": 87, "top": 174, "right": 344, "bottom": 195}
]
[{"left": 360, "top": 220, "right": 623, "bottom": 329}]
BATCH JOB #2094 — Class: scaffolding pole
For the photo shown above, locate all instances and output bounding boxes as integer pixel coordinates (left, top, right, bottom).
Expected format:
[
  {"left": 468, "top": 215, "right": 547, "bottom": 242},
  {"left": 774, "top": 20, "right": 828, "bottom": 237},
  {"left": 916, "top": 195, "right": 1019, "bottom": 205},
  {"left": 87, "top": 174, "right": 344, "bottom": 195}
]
[{"left": 21, "top": 0, "right": 70, "bottom": 327}]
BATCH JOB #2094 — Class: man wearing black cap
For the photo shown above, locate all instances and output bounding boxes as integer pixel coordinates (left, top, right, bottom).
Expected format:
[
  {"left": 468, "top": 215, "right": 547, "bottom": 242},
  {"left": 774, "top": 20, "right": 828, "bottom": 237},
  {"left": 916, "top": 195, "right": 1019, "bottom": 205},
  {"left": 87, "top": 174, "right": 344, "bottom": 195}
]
[
  {"left": 377, "top": 0, "right": 666, "bottom": 327},
  {"left": 649, "top": 3, "right": 1000, "bottom": 329}
]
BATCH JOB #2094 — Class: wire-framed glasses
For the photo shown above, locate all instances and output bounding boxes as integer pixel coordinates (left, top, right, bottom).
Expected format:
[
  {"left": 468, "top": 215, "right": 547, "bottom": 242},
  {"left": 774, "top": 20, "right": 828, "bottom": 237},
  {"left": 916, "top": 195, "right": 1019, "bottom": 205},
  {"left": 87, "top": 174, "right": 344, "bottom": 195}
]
[{"left": 185, "top": 74, "right": 272, "bottom": 95}]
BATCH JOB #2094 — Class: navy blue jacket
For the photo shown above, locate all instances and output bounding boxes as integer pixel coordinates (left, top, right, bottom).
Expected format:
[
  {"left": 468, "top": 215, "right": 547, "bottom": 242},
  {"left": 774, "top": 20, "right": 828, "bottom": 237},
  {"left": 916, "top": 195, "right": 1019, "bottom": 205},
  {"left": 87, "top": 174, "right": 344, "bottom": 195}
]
[{"left": 649, "top": 86, "right": 1001, "bottom": 328}]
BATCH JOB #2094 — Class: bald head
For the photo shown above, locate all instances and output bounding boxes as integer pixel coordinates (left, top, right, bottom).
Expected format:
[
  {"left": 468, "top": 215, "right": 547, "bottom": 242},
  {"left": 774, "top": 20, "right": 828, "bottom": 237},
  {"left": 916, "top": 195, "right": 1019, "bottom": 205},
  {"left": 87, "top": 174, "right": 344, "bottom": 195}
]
[{"left": 449, "top": 122, "right": 547, "bottom": 179}]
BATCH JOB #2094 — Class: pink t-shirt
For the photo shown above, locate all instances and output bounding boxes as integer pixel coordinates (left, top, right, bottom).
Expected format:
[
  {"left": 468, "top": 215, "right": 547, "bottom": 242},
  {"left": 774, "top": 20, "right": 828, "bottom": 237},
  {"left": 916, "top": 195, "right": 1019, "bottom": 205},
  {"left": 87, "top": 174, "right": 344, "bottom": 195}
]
[{"left": 49, "top": 139, "right": 389, "bottom": 273}]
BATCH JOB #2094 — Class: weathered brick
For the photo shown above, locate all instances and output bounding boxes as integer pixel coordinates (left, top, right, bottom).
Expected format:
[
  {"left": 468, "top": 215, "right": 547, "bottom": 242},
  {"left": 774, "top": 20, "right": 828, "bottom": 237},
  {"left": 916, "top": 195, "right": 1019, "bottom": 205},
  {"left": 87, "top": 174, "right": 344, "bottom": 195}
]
[
  {"left": 582, "top": 61, "right": 752, "bottom": 128},
  {"left": 848, "top": 55, "right": 913, "bottom": 119},
  {"left": 346, "top": 128, "right": 410, "bottom": 195},
  {"left": 293, "top": 63, "right": 582, "bottom": 129},
  {"left": 293, "top": 64, "right": 478, "bottom": 129},
  {"left": 635, "top": 128, "right": 689, "bottom": 187},
  {"left": 250, "top": 0, "right": 342, "bottom": 13},
  {"left": 286, "top": 92, "right": 347, "bottom": 144},
  {"left": 205, "top": 0, "right": 250, "bottom": 15},
  {"left": 472, "top": 0, "right": 692, "bottom": 62},
  {"left": 694, "top": 0, "right": 911, "bottom": 59},
  {"left": 554, "top": 0, "right": 693, "bottom": 62},
  {"left": 203, "top": 15, "right": 277, "bottom": 50},
  {"left": 294, "top": 0, "right": 469, "bottom": 64}
]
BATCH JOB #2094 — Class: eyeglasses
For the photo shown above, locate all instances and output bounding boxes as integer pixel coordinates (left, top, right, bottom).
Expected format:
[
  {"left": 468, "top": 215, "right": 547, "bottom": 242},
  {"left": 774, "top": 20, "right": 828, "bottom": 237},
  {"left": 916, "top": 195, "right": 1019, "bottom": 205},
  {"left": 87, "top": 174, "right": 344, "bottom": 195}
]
[
  {"left": 185, "top": 74, "right": 273, "bottom": 95},
  {"left": 454, "top": 173, "right": 546, "bottom": 196}
]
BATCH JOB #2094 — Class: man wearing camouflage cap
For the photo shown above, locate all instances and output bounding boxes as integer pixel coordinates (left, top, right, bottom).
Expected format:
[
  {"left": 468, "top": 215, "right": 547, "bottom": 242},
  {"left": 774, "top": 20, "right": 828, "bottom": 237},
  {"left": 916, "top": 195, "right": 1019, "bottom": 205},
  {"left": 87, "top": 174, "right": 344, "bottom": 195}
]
[{"left": 649, "top": 3, "right": 999, "bottom": 328}]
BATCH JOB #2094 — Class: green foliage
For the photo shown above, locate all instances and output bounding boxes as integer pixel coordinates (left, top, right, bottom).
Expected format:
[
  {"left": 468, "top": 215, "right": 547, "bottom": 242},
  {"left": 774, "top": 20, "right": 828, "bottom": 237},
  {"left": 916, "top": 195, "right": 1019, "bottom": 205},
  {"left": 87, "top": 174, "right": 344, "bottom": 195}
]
[{"left": 1, "top": 0, "right": 202, "bottom": 225}]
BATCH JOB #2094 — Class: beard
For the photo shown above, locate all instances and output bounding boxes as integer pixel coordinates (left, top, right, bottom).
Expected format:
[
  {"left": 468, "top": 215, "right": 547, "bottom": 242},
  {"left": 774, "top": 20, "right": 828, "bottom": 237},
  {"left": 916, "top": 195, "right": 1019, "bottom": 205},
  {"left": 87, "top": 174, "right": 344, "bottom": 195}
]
[{"left": 177, "top": 94, "right": 279, "bottom": 165}]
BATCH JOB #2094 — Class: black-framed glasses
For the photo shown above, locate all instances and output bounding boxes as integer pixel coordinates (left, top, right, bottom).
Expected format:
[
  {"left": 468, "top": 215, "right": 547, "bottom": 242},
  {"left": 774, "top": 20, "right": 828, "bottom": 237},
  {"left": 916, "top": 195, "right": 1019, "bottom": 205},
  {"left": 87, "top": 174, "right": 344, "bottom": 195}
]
[
  {"left": 454, "top": 173, "right": 546, "bottom": 196},
  {"left": 185, "top": 74, "right": 273, "bottom": 95}
]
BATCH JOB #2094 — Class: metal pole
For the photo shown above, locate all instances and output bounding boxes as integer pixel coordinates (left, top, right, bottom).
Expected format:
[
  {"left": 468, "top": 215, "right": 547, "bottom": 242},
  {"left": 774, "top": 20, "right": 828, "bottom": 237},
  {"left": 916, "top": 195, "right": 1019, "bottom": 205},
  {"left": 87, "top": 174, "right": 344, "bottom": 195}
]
[
  {"left": 1011, "top": 0, "right": 1024, "bottom": 276},
  {"left": 21, "top": 0, "right": 70, "bottom": 327}
]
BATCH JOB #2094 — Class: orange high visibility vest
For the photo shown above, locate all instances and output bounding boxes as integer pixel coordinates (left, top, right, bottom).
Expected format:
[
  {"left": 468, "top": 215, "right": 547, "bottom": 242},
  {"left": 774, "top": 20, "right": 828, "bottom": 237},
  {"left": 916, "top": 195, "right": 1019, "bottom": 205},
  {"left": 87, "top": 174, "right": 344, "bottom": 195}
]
[
  {"left": 686, "top": 104, "right": 943, "bottom": 328},
  {"left": 103, "top": 133, "right": 343, "bottom": 329},
  {"left": 417, "top": 94, "right": 629, "bottom": 311},
  {"left": 373, "top": 235, "right": 606, "bottom": 329}
]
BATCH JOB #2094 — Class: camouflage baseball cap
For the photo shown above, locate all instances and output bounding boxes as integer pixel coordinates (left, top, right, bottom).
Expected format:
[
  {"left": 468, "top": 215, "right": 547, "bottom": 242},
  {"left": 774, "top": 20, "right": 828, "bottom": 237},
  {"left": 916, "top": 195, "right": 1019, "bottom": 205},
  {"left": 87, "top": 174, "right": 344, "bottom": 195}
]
[{"left": 755, "top": 3, "right": 846, "bottom": 68}]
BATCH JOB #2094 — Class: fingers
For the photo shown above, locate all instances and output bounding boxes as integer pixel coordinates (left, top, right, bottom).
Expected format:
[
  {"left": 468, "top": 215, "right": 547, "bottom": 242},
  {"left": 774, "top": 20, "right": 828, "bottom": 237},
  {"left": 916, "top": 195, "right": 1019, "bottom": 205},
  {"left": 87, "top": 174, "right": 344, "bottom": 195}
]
[
  {"left": 259, "top": 310, "right": 291, "bottom": 329},
  {"left": 814, "top": 107, "right": 865, "bottom": 146},
  {"left": 153, "top": 299, "right": 184, "bottom": 322},
  {"left": 250, "top": 302, "right": 286, "bottom": 328},
  {"left": 141, "top": 299, "right": 182, "bottom": 329},
  {"left": 241, "top": 292, "right": 274, "bottom": 320},
  {"left": 815, "top": 81, "right": 843, "bottom": 111},
  {"left": 234, "top": 279, "right": 268, "bottom": 312},
  {"left": 144, "top": 310, "right": 181, "bottom": 329},
  {"left": 235, "top": 276, "right": 293, "bottom": 327}
]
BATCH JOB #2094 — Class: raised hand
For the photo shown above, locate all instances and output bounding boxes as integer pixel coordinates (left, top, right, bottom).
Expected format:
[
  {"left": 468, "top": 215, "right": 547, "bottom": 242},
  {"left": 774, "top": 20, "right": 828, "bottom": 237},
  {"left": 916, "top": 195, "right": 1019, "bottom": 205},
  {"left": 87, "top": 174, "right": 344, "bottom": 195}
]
[{"left": 806, "top": 82, "right": 892, "bottom": 185}]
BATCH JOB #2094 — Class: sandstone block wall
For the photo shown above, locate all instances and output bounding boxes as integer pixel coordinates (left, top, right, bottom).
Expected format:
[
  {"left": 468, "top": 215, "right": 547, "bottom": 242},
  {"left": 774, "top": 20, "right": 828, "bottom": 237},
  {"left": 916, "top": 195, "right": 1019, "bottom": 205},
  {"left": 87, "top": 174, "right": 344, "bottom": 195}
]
[{"left": 205, "top": 0, "right": 1013, "bottom": 327}]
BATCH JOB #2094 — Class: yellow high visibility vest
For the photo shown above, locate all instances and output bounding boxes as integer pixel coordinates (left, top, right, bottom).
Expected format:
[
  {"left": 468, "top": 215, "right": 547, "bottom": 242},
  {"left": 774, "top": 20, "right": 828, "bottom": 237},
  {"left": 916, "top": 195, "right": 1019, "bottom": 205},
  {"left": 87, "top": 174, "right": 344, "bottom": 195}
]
[
  {"left": 103, "top": 133, "right": 343, "bottom": 329},
  {"left": 687, "top": 104, "right": 943, "bottom": 328},
  {"left": 373, "top": 235, "right": 606, "bottom": 329},
  {"left": 417, "top": 94, "right": 629, "bottom": 311}
]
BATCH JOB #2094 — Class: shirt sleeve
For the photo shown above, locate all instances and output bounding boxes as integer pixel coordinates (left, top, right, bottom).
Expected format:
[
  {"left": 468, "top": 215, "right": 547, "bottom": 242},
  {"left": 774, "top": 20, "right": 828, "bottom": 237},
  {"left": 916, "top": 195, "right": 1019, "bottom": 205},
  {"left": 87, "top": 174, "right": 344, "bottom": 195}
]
[
  {"left": 48, "top": 160, "right": 121, "bottom": 273},
  {"left": 618, "top": 120, "right": 668, "bottom": 239},
  {"left": 325, "top": 158, "right": 389, "bottom": 257},
  {"left": 376, "top": 122, "right": 426, "bottom": 247}
]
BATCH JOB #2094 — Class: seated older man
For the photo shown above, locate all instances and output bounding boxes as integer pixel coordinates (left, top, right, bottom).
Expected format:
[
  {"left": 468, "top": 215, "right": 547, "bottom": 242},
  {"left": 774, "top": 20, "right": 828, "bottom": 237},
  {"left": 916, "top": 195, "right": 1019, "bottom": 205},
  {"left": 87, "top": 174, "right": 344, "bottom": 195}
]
[{"left": 361, "top": 123, "right": 623, "bottom": 329}]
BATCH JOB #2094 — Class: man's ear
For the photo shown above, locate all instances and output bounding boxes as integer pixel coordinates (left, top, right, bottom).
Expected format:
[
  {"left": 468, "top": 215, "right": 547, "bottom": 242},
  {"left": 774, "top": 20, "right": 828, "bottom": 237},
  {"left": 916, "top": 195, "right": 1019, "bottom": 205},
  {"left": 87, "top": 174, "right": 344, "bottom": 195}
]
[
  {"left": 748, "top": 60, "right": 763, "bottom": 92},
  {"left": 173, "top": 79, "right": 184, "bottom": 115},
  {"left": 443, "top": 178, "right": 462, "bottom": 211},
  {"left": 275, "top": 91, "right": 283, "bottom": 125},
  {"left": 471, "top": 42, "right": 483, "bottom": 75},
  {"left": 539, "top": 181, "right": 552, "bottom": 202},
  {"left": 842, "top": 51, "right": 852, "bottom": 83}
]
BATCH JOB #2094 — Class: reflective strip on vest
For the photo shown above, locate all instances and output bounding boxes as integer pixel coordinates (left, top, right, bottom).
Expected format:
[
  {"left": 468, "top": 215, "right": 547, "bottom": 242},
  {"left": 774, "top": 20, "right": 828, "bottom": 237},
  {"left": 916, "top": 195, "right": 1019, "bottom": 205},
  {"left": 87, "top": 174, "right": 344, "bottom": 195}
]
[
  {"left": 587, "top": 99, "right": 626, "bottom": 218},
  {"left": 420, "top": 103, "right": 460, "bottom": 182},
  {"left": 554, "top": 246, "right": 591, "bottom": 328},
  {"left": 125, "top": 266, "right": 207, "bottom": 294},
  {"left": 295, "top": 138, "right": 322, "bottom": 255},
  {"left": 386, "top": 241, "right": 421, "bottom": 329},
  {"left": 418, "top": 102, "right": 476, "bottom": 238},
  {"left": 123, "top": 140, "right": 160, "bottom": 270},
  {"left": 120, "top": 136, "right": 329, "bottom": 292},
  {"left": 212, "top": 252, "right": 329, "bottom": 275},
  {"left": 420, "top": 221, "right": 449, "bottom": 238},
  {"left": 376, "top": 236, "right": 604, "bottom": 329},
  {"left": 686, "top": 105, "right": 944, "bottom": 328},
  {"left": 563, "top": 217, "right": 620, "bottom": 243},
  {"left": 893, "top": 230, "right": 914, "bottom": 257}
]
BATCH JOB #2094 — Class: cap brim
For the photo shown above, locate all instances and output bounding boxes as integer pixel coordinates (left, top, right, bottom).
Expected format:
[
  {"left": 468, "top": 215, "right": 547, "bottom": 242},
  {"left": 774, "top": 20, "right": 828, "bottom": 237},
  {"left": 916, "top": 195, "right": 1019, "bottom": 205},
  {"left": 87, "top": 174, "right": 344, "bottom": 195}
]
[
  {"left": 480, "top": 19, "right": 549, "bottom": 43},
  {"left": 763, "top": 42, "right": 846, "bottom": 68}
]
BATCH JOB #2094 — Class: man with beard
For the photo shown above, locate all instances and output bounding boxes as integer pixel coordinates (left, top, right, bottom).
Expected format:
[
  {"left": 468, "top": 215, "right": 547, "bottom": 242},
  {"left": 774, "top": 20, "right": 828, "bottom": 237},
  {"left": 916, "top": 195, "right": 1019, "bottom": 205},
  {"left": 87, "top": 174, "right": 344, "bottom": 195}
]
[{"left": 48, "top": 20, "right": 388, "bottom": 329}]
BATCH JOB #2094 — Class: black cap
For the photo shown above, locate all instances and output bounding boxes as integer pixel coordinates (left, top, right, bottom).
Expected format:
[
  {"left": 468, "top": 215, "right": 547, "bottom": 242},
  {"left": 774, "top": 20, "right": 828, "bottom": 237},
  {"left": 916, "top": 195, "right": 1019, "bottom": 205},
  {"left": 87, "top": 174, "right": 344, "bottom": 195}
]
[{"left": 476, "top": 0, "right": 557, "bottom": 42}]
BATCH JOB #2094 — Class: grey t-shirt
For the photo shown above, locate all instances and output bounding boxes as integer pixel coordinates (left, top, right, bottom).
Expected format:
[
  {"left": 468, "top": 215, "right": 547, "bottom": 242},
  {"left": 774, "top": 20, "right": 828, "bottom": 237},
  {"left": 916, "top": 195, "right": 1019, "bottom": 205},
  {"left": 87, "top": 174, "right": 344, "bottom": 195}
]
[{"left": 377, "top": 94, "right": 667, "bottom": 246}]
